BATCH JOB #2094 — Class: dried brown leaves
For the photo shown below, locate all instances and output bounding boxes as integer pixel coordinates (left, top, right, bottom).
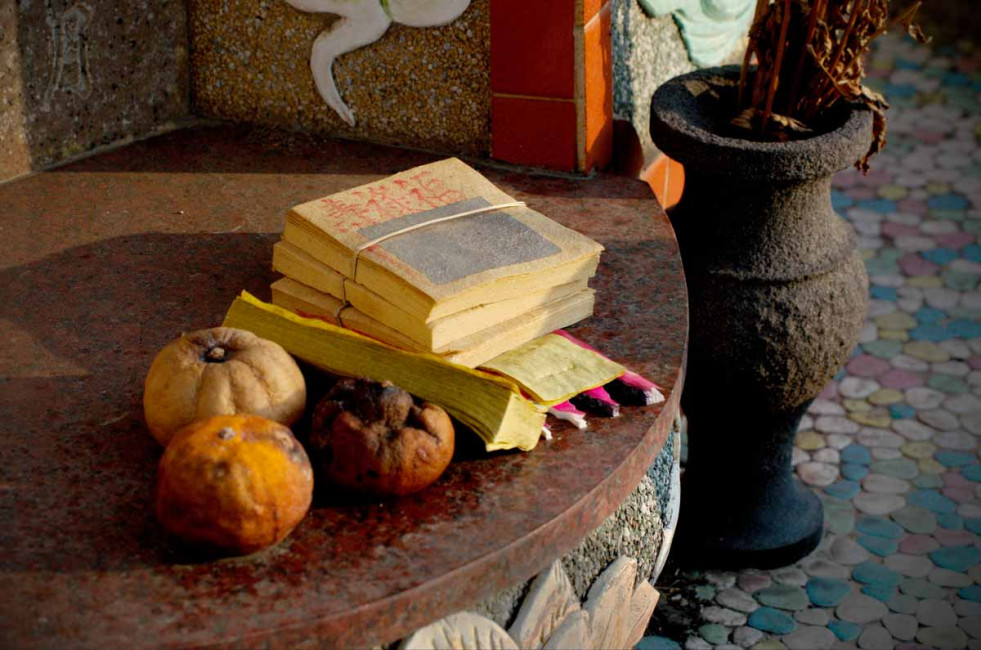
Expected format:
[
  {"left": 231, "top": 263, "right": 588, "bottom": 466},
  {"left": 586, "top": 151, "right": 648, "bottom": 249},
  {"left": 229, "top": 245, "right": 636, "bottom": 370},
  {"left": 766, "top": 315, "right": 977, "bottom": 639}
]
[
  {"left": 734, "top": 0, "right": 928, "bottom": 172},
  {"left": 732, "top": 107, "right": 814, "bottom": 139}
]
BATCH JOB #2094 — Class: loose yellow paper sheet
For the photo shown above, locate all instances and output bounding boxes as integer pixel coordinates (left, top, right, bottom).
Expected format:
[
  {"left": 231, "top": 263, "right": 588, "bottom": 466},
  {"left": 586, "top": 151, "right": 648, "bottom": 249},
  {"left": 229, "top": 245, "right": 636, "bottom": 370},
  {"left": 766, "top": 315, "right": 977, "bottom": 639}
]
[
  {"left": 223, "top": 292, "right": 546, "bottom": 452},
  {"left": 480, "top": 333, "right": 625, "bottom": 406}
]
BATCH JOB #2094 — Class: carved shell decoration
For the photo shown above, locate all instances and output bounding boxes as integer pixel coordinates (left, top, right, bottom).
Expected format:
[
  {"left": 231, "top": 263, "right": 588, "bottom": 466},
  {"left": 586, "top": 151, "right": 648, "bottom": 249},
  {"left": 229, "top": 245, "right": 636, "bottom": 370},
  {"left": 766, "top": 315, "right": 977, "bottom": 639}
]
[
  {"left": 401, "top": 558, "right": 660, "bottom": 650},
  {"left": 637, "top": 0, "right": 755, "bottom": 67},
  {"left": 283, "top": 0, "right": 472, "bottom": 126}
]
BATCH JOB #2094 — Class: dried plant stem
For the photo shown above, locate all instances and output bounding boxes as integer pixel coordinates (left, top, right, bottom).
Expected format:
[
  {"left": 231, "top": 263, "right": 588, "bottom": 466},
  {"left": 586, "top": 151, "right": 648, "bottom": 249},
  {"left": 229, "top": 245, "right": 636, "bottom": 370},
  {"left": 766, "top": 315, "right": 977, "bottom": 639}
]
[
  {"left": 733, "top": 0, "right": 927, "bottom": 172},
  {"left": 738, "top": 0, "right": 771, "bottom": 108},
  {"left": 785, "top": 0, "right": 825, "bottom": 115},
  {"left": 809, "top": 0, "right": 867, "bottom": 120},
  {"left": 760, "top": 0, "right": 794, "bottom": 130}
]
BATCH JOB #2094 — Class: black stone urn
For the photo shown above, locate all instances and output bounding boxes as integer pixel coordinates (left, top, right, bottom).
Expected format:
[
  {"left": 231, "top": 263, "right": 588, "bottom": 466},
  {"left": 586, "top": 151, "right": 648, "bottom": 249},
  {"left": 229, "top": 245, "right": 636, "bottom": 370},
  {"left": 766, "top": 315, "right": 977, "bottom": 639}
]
[{"left": 650, "top": 67, "right": 871, "bottom": 568}]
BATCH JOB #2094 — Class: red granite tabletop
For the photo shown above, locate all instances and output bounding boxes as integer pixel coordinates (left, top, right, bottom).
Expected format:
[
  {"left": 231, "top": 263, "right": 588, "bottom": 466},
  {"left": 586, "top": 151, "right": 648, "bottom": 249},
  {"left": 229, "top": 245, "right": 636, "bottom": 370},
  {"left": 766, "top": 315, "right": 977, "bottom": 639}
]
[{"left": 0, "top": 126, "right": 687, "bottom": 649}]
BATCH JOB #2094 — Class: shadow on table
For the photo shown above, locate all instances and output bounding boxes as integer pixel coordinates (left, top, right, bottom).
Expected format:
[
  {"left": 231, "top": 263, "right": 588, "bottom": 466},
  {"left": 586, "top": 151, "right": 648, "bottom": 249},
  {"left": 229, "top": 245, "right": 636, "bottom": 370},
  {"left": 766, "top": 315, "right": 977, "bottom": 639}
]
[
  {"left": 0, "top": 232, "right": 278, "bottom": 573},
  {"left": 0, "top": 231, "right": 525, "bottom": 575}
]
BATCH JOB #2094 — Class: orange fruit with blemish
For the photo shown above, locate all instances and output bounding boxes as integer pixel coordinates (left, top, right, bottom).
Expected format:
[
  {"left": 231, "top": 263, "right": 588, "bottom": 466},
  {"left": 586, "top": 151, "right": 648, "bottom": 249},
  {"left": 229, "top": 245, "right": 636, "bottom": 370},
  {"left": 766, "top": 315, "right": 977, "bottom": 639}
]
[{"left": 155, "top": 414, "right": 313, "bottom": 556}]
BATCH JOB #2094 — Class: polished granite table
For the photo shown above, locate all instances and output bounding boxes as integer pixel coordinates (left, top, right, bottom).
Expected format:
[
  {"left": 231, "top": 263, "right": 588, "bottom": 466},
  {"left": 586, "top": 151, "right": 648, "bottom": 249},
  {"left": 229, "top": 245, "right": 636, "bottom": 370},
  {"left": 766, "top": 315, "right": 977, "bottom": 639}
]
[{"left": 0, "top": 126, "right": 687, "bottom": 649}]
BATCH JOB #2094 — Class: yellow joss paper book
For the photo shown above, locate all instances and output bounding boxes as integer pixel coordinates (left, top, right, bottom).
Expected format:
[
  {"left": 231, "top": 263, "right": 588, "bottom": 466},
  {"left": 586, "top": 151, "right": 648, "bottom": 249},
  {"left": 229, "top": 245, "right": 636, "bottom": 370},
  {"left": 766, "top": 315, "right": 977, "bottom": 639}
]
[
  {"left": 272, "top": 241, "right": 346, "bottom": 299},
  {"left": 480, "top": 333, "right": 626, "bottom": 406},
  {"left": 270, "top": 277, "right": 421, "bottom": 353},
  {"left": 282, "top": 157, "right": 603, "bottom": 322},
  {"left": 273, "top": 239, "right": 590, "bottom": 351},
  {"left": 223, "top": 292, "right": 546, "bottom": 452},
  {"left": 270, "top": 277, "right": 597, "bottom": 368}
]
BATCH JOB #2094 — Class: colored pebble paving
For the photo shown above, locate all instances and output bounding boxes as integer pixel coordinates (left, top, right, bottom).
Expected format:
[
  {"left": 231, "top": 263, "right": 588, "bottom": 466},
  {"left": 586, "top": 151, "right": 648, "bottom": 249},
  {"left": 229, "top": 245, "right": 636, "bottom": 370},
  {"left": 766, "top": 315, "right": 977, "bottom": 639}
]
[{"left": 641, "top": 32, "right": 981, "bottom": 650}]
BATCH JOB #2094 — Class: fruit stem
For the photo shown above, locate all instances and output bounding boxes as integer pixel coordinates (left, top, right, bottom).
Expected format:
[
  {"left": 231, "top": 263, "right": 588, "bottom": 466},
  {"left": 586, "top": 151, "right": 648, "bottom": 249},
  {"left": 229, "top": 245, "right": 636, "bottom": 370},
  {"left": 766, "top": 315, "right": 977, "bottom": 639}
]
[{"left": 205, "top": 346, "right": 227, "bottom": 362}]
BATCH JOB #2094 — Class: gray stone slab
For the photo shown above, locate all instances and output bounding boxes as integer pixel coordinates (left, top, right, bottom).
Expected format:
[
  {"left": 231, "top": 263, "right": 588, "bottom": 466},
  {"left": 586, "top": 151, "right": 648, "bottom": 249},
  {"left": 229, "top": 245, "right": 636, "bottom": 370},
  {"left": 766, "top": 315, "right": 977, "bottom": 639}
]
[{"left": 0, "top": 0, "right": 188, "bottom": 181}]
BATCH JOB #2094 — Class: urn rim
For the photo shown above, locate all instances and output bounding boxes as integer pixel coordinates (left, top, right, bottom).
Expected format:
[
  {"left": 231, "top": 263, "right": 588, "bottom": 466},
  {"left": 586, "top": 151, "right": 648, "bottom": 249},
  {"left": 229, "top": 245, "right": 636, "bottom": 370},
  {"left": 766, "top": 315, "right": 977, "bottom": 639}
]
[{"left": 650, "top": 65, "right": 875, "bottom": 181}]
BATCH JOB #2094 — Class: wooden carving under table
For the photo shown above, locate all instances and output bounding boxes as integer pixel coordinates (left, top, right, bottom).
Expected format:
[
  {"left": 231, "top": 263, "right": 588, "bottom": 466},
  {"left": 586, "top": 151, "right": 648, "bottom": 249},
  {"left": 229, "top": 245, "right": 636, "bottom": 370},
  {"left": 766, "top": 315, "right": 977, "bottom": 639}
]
[{"left": 0, "top": 126, "right": 688, "bottom": 649}]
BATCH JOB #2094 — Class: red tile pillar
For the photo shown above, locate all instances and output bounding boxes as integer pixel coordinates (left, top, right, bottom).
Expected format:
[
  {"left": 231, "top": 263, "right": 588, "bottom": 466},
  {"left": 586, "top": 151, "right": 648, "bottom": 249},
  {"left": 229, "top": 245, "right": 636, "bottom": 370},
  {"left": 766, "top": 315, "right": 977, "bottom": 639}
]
[{"left": 490, "top": 0, "right": 613, "bottom": 173}]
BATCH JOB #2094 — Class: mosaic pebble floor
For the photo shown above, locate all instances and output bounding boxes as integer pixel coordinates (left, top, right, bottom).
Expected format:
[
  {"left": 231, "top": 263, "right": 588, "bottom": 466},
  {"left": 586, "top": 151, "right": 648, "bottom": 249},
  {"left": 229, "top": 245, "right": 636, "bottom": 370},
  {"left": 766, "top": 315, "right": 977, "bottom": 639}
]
[{"left": 640, "top": 31, "right": 981, "bottom": 650}]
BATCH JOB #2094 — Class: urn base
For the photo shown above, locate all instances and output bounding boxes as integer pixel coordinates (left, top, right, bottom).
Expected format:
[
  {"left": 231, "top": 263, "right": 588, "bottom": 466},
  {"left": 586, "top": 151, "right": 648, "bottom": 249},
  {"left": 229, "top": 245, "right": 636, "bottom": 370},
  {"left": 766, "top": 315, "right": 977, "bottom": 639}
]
[{"left": 674, "top": 474, "right": 823, "bottom": 569}]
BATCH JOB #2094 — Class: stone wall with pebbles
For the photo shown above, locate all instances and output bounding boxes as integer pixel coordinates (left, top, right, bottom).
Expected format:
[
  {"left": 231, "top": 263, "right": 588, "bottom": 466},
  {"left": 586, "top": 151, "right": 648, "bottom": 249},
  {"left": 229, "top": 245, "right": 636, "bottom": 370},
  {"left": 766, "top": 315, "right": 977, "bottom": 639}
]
[
  {"left": 611, "top": 0, "right": 745, "bottom": 163},
  {"left": 639, "top": 29, "right": 981, "bottom": 650},
  {"left": 188, "top": 0, "right": 490, "bottom": 156}
]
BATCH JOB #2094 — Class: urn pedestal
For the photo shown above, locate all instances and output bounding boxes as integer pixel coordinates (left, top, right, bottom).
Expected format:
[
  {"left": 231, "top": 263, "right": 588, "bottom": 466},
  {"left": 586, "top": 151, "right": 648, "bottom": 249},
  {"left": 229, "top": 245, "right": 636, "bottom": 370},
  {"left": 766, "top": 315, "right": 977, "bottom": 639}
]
[{"left": 650, "top": 67, "right": 872, "bottom": 568}]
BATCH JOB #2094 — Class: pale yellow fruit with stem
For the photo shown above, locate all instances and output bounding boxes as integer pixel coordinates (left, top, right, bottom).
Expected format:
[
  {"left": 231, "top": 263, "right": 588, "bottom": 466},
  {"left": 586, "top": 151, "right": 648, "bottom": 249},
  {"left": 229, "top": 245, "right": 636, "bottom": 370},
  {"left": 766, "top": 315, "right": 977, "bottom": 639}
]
[{"left": 143, "top": 327, "right": 306, "bottom": 446}]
